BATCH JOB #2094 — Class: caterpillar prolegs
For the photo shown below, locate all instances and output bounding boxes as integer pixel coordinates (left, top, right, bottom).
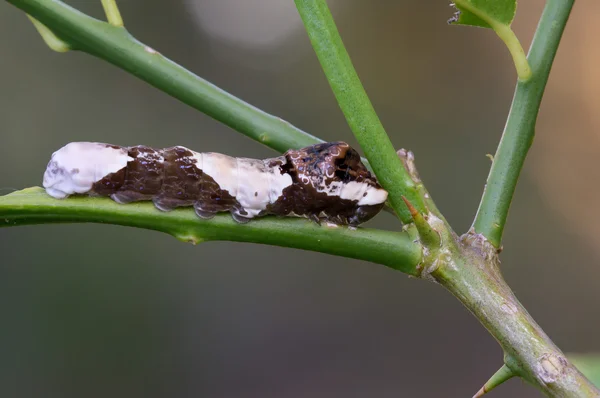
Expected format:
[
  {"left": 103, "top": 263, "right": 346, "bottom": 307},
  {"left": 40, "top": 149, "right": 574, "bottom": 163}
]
[{"left": 42, "top": 142, "right": 388, "bottom": 226}]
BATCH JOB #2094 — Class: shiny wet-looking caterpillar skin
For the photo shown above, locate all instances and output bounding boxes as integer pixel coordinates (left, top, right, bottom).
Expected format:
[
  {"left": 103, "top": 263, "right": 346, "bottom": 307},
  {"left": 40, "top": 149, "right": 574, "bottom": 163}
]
[{"left": 43, "top": 142, "right": 388, "bottom": 226}]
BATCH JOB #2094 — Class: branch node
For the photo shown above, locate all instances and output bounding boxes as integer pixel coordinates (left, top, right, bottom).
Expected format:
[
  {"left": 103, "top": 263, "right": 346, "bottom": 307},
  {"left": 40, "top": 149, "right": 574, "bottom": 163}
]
[
  {"left": 396, "top": 148, "right": 444, "bottom": 218},
  {"left": 175, "top": 234, "right": 204, "bottom": 245},
  {"left": 396, "top": 148, "right": 421, "bottom": 183}
]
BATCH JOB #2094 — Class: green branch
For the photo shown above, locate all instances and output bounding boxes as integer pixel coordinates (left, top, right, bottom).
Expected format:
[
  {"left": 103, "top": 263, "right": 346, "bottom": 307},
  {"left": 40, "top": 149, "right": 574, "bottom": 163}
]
[
  {"left": 0, "top": 188, "right": 423, "bottom": 275},
  {"left": 6, "top": 0, "right": 322, "bottom": 154},
  {"left": 435, "top": 232, "right": 599, "bottom": 397},
  {"left": 294, "top": 0, "right": 425, "bottom": 224},
  {"left": 472, "top": 0, "right": 574, "bottom": 248}
]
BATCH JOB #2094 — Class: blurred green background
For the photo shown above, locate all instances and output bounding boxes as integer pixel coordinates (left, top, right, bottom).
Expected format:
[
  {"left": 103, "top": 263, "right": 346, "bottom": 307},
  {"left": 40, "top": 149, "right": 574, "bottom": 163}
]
[{"left": 1, "top": 1, "right": 599, "bottom": 396}]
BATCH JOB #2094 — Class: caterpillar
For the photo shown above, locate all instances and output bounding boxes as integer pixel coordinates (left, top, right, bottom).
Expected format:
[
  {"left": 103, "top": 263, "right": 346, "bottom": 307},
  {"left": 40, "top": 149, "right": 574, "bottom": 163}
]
[{"left": 42, "top": 141, "right": 388, "bottom": 226}]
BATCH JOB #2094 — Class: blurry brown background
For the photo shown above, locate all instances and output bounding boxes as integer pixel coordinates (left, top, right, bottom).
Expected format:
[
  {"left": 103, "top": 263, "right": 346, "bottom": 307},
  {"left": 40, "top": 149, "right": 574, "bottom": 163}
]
[{"left": 1, "top": 1, "right": 598, "bottom": 397}]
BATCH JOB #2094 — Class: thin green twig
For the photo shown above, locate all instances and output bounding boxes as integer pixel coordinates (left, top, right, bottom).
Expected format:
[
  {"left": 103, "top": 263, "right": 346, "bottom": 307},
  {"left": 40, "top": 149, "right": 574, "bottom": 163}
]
[
  {"left": 493, "top": 24, "right": 531, "bottom": 82},
  {"left": 294, "top": 0, "right": 425, "bottom": 224},
  {"left": 472, "top": 0, "right": 574, "bottom": 248},
  {"left": 0, "top": 188, "right": 423, "bottom": 274},
  {"left": 100, "top": 0, "right": 124, "bottom": 27},
  {"left": 6, "top": 0, "right": 322, "bottom": 154}
]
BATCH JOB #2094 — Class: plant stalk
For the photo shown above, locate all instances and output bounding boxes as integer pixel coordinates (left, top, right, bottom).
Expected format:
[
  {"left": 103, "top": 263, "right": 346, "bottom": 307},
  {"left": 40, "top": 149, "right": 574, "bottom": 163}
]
[
  {"left": 294, "top": 0, "right": 425, "bottom": 223},
  {"left": 472, "top": 0, "right": 575, "bottom": 248}
]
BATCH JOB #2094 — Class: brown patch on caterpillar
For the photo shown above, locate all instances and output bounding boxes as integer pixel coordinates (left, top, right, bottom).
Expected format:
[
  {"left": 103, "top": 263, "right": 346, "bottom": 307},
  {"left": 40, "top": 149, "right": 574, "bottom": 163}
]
[
  {"left": 117, "top": 145, "right": 164, "bottom": 202},
  {"left": 152, "top": 146, "right": 203, "bottom": 209},
  {"left": 92, "top": 145, "right": 245, "bottom": 217},
  {"left": 92, "top": 167, "right": 126, "bottom": 196},
  {"left": 191, "top": 170, "right": 239, "bottom": 219},
  {"left": 92, "top": 145, "right": 163, "bottom": 203}
]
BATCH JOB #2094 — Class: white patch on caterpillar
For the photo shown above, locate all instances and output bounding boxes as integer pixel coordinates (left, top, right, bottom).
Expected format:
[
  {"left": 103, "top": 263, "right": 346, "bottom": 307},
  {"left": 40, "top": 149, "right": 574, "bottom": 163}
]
[
  {"left": 319, "top": 180, "right": 388, "bottom": 206},
  {"left": 201, "top": 152, "right": 239, "bottom": 197},
  {"left": 191, "top": 152, "right": 293, "bottom": 219},
  {"left": 43, "top": 142, "right": 132, "bottom": 199},
  {"left": 357, "top": 184, "right": 388, "bottom": 206},
  {"left": 200, "top": 153, "right": 294, "bottom": 219},
  {"left": 315, "top": 180, "right": 387, "bottom": 206},
  {"left": 264, "top": 158, "right": 293, "bottom": 205},
  {"left": 339, "top": 181, "right": 368, "bottom": 201},
  {"left": 235, "top": 158, "right": 270, "bottom": 218}
]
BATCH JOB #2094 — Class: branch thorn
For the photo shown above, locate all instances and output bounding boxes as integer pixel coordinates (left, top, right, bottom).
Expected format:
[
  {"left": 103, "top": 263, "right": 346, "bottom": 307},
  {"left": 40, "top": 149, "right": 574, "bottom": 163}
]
[
  {"left": 27, "top": 15, "right": 70, "bottom": 53},
  {"left": 472, "top": 364, "right": 515, "bottom": 397},
  {"left": 401, "top": 196, "right": 440, "bottom": 247}
]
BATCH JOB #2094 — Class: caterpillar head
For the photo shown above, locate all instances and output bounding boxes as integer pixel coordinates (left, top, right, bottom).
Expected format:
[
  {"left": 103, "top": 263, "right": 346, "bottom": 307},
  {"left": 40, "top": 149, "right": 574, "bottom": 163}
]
[{"left": 286, "top": 142, "right": 388, "bottom": 225}]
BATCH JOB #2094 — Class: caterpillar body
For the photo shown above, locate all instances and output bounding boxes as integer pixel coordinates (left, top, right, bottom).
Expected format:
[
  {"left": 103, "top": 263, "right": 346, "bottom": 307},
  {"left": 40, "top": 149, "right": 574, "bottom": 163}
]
[{"left": 43, "top": 141, "right": 388, "bottom": 226}]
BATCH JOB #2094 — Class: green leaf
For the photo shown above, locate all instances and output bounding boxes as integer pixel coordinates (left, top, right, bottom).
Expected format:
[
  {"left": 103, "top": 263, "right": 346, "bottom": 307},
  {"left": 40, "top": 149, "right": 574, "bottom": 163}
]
[
  {"left": 570, "top": 354, "right": 600, "bottom": 387},
  {"left": 449, "top": 0, "right": 516, "bottom": 29}
]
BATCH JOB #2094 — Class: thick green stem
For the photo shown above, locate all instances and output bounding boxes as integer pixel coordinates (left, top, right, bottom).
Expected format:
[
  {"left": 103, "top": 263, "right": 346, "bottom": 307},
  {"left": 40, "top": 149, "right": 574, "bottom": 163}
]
[
  {"left": 435, "top": 233, "right": 599, "bottom": 396},
  {"left": 294, "top": 0, "right": 425, "bottom": 223},
  {"left": 472, "top": 0, "right": 574, "bottom": 248},
  {"left": 6, "top": 0, "right": 322, "bottom": 154},
  {"left": 0, "top": 188, "right": 423, "bottom": 274}
]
